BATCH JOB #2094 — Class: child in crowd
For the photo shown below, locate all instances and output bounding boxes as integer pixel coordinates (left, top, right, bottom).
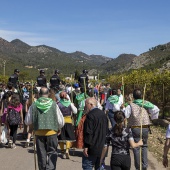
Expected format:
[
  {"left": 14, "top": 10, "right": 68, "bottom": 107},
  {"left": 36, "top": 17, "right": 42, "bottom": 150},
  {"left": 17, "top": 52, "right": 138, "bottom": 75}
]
[{"left": 100, "top": 111, "right": 143, "bottom": 170}]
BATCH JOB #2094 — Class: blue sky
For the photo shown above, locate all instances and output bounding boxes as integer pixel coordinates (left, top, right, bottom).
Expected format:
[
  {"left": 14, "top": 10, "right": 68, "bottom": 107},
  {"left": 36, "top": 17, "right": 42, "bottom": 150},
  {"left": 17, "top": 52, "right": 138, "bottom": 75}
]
[{"left": 0, "top": 0, "right": 170, "bottom": 58}]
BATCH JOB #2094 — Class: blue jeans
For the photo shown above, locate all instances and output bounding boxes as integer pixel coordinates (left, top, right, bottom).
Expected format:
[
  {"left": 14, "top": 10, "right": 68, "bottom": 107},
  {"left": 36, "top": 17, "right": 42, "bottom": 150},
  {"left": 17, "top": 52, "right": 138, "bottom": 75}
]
[
  {"left": 131, "top": 128, "right": 149, "bottom": 170},
  {"left": 82, "top": 154, "right": 101, "bottom": 170},
  {"left": 108, "top": 111, "right": 116, "bottom": 128}
]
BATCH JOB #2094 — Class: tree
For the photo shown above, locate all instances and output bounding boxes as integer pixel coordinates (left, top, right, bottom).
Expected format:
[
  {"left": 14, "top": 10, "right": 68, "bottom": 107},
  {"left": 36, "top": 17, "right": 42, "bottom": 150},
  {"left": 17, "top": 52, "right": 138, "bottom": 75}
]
[
  {"left": 19, "top": 71, "right": 29, "bottom": 82},
  {"left": 74, "top": 70, "right": 80, "bottom": 80}
]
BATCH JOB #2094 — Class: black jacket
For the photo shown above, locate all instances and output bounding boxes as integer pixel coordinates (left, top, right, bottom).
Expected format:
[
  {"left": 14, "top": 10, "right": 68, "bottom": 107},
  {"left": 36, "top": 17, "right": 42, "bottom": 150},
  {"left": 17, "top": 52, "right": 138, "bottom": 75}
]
[
  {"left": 37, "top": 75, "right": 47, "bottom": 87},
  {"left": 78, "top": 73, "right": 88, "bottom": 88},
  {"left": 50, "top": 74, "right": 60, "bottom": 88},
  {"left": 8, "top": 73, "right": 19, "bottom": 88},
  {"left": 83, "top": 108, "right": 108, "bottom": 156}
]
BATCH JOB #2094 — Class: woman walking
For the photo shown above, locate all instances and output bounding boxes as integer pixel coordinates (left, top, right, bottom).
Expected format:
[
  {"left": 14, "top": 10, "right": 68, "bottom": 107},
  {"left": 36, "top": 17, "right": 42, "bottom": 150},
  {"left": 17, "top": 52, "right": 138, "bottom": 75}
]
[
  {"left": 58, "top": 91, "right": 77, "bottom": 159},
  {"left": 101, "top": 111, "right": 143, "bottom": 170},
  {"left": 7, "top": 94, "right": 23, "bottom": 149}
]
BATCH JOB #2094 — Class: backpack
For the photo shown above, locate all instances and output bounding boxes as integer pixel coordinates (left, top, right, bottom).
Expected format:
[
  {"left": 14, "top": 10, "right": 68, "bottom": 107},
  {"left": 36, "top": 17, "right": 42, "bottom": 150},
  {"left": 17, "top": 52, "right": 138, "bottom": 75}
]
[{"left": 7, "top": 108, "right": 21, "bottom": 125}]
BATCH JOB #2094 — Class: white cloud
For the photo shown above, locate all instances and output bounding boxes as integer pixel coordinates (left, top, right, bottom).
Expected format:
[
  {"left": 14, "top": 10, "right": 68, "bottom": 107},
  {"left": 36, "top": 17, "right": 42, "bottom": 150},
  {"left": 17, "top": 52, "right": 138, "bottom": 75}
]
[
  {"left": 0, "top": 29, "right": 34, "bottom": 40},
  {"left": 0, "top": 29, "right": 53, "bottom": 46}
]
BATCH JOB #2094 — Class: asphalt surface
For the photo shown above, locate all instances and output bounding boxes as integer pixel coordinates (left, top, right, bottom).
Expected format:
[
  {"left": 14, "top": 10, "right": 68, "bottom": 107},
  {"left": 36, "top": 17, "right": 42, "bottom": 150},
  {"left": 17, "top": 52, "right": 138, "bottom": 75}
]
[{"left": 0, "top": 129, "right": 166, "bottom": 170}]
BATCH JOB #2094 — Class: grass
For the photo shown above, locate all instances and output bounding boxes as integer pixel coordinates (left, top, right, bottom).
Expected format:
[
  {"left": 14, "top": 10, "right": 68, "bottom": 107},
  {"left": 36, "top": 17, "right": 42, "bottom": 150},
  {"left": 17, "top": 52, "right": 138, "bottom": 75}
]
[{"left": 148, "top": 125, "right": 168, "bottom": 162}]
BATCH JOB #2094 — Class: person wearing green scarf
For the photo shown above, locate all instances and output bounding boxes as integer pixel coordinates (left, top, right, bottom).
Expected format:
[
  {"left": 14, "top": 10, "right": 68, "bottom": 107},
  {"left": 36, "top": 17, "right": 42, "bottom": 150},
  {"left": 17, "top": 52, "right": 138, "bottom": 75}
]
[
  {"left": 58, "top": 91, "right": 77, "bottom": 159},
  {"left": 124, "top": 89, "right": 160, "bottom": 170},
  {"left": 75, "top": 89, "right": 89, "bottom": 127},
  {"left": 29, "top": 87, "right": 64, "bottom": 170},
  {"left": 35, "top": 97, "right": 53, "bottom": 113},
  {"left": 133, "top": 99, "right": 154, "bottom": 109},
  {"left": 60, "top": 98, "right": 71, "bottom": 107},
  {"left": 105, "top": 89, "right": 123, "bottom": 128}
]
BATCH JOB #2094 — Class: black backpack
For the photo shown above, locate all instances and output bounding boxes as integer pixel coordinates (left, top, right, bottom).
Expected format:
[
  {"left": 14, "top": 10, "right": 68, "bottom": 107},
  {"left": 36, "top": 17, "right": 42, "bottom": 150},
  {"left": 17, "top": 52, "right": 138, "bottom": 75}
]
[{"left": 7, "top": 108, "right": 21, "bottom": 125}]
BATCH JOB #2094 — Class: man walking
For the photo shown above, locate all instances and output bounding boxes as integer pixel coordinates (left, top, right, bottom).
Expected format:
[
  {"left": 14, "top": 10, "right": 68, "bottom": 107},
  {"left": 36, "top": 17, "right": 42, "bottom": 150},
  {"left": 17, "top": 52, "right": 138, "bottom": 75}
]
[
  {"left": 125, "top": 89, "right": 159, "bottom": 170},
  {"left": 82, "top": 97, "right": 108, "bottom": 170},
  {"left": 25, "top": 87, "right": 64, "bottom": 170}
]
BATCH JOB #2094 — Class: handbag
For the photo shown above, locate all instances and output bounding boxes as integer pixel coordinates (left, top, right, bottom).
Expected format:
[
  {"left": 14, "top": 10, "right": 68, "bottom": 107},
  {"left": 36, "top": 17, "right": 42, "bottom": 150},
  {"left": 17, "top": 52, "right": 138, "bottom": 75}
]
[{"left": 1, "top": 125, "right": 8, "bottom": 144}]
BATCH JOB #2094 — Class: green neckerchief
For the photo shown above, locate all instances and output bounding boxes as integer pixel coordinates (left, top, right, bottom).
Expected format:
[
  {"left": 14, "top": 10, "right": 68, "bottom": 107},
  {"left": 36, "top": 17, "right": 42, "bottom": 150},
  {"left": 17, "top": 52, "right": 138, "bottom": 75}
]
[
  {"left": 35, "top": 97, "right": 53, "bottom": 113},
  {"left": 76, "top": 93, "right": 88, "bottom": 104},
  {"left": 124, "top": 102, "right": 129, "bottom": 107},
  {"left": 60, "top": 99, "right": 71, "bottom": 107},
  {"left": 133, "top": 99, "right": 154, "bottom": 109},
  {"left": 108, "top": 95, "right": 119, "bottom": 104}
]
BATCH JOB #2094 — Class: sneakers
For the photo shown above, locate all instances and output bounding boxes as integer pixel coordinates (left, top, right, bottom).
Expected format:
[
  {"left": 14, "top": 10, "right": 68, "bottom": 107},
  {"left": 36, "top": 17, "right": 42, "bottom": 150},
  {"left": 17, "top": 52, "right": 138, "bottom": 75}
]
[
  {"left": 8, "top": 140, "right": 13, "bottom": 148},
  {"left": 25, "top": 141, "right": 30, "bottom": 148},
  {"left": 25, "top": 139, "right": 30, "bottom": 148},
  {"left": 12, "top": 144, "right": 16, "bottom": 149},
  {"left": 65, "top": 151, "right": 70, "bottom": 159},
  {"left": 61, "top": 153, "right": 66, "bottom": 159},
  {"left": 60, "top": 150, "right": 66, "bottom": 159}
]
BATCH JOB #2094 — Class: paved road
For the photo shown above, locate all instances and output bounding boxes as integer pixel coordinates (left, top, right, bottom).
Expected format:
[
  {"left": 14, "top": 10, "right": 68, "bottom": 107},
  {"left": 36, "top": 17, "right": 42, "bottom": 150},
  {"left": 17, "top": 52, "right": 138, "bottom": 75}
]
[{"left": 0, "top": 131, "right": 166, "bottom": 170}]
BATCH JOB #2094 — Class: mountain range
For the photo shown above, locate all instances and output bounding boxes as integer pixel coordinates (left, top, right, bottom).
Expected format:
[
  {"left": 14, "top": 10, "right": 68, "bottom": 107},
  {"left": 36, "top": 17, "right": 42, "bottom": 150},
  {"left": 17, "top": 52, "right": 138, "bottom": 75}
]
[{"left": 0, "top": 37, "right": 170, "bottom": 79}]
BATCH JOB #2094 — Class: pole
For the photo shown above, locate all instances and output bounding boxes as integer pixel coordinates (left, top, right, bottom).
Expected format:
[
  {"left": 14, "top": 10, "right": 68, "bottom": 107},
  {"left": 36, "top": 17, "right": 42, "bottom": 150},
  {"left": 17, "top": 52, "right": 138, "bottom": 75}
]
[
  {"left": 70, "top": 74, "right": 73, "bottom": 103},
  {"left": 122, "top": 77, "right": 124, "bottom": 103},
  {"left": 83, "top": 78, "right": 86, "bottom": 94},
  {"left": 122, "top": 77, "right": 126, "bottom": 127},
  {"left": 139, "top": 83, "right": 146, "bottom": 170},
  {"left": 162, "top": 83, "right": 165, "bottom": 119},
  {"left": 3, "top": 60, "right": 6, "bottom": 77},
  {"left": 32, "top": 80, "right": 37, "bottom": 170},
  {"left": 98, "top": 74, "right": 100, "bottom": 101}
]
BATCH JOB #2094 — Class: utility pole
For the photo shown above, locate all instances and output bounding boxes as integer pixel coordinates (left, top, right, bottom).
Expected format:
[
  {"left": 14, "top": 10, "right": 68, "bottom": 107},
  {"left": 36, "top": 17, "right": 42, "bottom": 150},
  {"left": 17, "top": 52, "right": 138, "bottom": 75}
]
[{"left": 3, "top": 60, "right": 6, "bottom": 77}]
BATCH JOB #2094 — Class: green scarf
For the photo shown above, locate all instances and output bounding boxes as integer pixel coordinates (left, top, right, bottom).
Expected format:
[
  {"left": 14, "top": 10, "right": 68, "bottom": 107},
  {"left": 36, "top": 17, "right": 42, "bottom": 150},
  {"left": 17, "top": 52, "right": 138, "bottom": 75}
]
[
  {"left": 108, "top": 95, "right": 119, "bottom": 104},
  {"left": 133, "top": 99, "right": 154, "bottom": 109},
  {"left": 60, "top": 99, "right": 71, "bottom": 107},
  {"left": 76, "top": 93, "right": 88, "bottom": 104},
  {"left": 35, "top": 97, "right": 53, "bottom": 113}
]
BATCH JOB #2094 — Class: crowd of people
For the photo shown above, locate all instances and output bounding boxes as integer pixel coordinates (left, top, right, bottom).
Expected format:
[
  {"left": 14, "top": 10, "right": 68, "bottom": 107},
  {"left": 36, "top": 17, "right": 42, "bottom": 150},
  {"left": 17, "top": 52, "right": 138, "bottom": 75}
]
[{"left": 0, "top": 68, "right": 169, "bottom": 170}]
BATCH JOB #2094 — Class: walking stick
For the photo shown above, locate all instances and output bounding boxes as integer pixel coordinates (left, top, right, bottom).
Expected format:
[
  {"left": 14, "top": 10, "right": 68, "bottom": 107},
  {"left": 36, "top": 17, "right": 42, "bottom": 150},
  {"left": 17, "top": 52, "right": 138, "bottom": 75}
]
[
  {"left": 122, "top": 77, "right": 126, "bottom": 127},
  {"left": 122, "top": 77, "right": 124, "bottom": 102},
  {"left": 70, "top": 74, "right": 73, "bottom": 103},
  {"left": 83, "top": 78, "right": 86, "bottom": 94},
  {"left": 32, "top": 80, "right": 37, "bottom": 170},
  {"left": 70, "top": 75, "right": 76, "bottom": 154},
  {"left": 140, "top": 83, "right": 146, "bottom": 170},
  {"left": 98, "top": 74, "right": 100, "bottom": 101}
]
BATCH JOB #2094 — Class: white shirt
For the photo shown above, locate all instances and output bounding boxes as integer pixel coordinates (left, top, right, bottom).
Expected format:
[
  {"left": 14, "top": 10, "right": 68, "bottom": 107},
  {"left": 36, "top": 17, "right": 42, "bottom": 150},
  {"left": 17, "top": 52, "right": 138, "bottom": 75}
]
[
  {"left": 70, "top": 103, "right": 78, "bottom": 114},
  {"left": 105, "top": 101, "right": 121, "bottom": 112},
  {"left": 105, "top": 95, "right": 122, "bottom": 112},
  {"left": 118, "top": 94, "right": 124, "bottom": 105}
]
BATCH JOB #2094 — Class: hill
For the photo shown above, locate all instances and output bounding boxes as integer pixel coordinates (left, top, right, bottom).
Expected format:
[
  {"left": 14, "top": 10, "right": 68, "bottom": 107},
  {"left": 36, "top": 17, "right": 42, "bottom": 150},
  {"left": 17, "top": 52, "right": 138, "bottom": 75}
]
[
  {"left": 101, "top": 54, "right": 137, "bottom": 73},
  {"left": 0, "top": 37, "right": 111, "bottom": 79},
  {"left": 0, "top": 37, "right": 170, "bottom": 80},
  {"left": 101, "top": 43, "right": 170, "bottom": 73}
]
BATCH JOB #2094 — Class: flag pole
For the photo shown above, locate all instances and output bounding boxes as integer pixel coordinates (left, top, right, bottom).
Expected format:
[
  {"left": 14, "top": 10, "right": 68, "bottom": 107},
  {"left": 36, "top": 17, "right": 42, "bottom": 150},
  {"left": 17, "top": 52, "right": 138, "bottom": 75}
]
[
  {"left": 140, "top": 83, "right": 146, "bottom": 170},
  {"left": 122, "top": 77, "right": 126, "bottom": 127},
  {"left": 71, "top": 74, "right": 73, "bottom": 103},
  {"left": 32, "top": 80, "right": 37, "bottom": 170},
  {"left": 122, "top": 77, "right": 124, "bottom": 103}
]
